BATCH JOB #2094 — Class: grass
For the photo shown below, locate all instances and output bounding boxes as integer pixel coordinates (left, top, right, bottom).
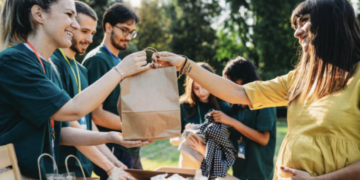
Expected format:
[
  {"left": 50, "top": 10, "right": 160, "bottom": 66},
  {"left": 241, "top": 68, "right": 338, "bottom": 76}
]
[{"left": 92, "top": 119, "right": 288, "bottom": 177}]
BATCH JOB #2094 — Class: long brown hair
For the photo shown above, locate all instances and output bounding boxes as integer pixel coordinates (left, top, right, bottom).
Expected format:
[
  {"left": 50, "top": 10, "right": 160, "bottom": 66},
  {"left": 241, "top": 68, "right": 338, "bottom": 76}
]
[
  {"left": 0, "top": 0, "right": 60, "bottom": 50},
  {"left": 288, "top": 0, "right": 360, "bottom": 104},
  {"left": 180, "top": 62, "right": 220, "bottom": 117}
]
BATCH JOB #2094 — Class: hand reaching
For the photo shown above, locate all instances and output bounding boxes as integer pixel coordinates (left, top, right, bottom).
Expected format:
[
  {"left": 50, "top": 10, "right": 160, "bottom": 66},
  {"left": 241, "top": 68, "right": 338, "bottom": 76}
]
[{"left": 108, "top": 132, "right": 153, "bottom": 148}]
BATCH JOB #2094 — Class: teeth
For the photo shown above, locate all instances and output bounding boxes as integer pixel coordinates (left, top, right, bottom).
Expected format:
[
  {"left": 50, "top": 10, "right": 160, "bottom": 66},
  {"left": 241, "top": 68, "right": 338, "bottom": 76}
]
[{"left": 66, "top": 32, "right": 73, "bottom": 37}]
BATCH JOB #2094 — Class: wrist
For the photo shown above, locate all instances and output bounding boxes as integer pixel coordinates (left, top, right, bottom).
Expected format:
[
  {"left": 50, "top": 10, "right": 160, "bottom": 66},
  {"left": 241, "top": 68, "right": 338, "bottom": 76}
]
[
  {"left": 113, "top": 66, "right": 125, "bottom": 81},
  {"left": 106, "top": 164, "right": 115, "bottom": 176}
]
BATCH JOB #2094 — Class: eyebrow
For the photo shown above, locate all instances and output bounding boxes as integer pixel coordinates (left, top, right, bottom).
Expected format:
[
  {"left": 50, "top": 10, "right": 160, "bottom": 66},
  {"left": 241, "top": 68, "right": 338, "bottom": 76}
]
[
  {"left": 118, "top": 26, "right": 136, "bottom": 32},
  {"left": 81, "top": 28, "right": 96, "bottom": 33},
  {"left": 64, "top": 9, "right": 76, "bottom": 14}
]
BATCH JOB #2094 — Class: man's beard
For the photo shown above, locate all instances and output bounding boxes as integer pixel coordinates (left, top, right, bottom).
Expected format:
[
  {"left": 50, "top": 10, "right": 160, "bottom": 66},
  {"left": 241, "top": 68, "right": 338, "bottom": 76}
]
[
  {"left": 70, "top": 38, "right": 86, "bottom": 56},
  {"left": 111, "top": 31, "right": 128, "bottom": 50}
]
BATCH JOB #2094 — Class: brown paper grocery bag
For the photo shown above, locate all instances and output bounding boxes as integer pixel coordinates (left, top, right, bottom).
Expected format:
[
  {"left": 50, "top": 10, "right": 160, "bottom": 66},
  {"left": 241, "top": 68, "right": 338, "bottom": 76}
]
[{"left": 118, "top": 66, "right": 181, "bottom": 141}]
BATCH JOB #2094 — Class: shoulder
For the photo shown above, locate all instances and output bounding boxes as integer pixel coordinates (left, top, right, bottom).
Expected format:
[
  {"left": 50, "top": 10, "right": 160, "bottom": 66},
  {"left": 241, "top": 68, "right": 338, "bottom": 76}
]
[
  {"left": 50, "top": 50, "right": 65, "bottom": 67},
  {"left": 77, "top": 63, "right": 88, "bottom": 74},
  {"left": 83, "top": 46, "right": 109, "bottom": 65},
  {"left": 0, "top": 44, "right": 42, "bottom": 71}
]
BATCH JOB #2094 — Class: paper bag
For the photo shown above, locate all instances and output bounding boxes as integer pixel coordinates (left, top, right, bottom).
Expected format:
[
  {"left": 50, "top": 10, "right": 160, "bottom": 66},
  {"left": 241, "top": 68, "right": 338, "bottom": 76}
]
[{"left": 118, "top": 66, "right": 181, "bottom": 141}]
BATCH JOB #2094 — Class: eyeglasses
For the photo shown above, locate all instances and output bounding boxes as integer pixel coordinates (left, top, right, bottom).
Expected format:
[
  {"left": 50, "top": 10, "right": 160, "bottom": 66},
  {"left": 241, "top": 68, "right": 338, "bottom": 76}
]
[{"left": 114, "top": 26, "right": 137, "bottom": 39}]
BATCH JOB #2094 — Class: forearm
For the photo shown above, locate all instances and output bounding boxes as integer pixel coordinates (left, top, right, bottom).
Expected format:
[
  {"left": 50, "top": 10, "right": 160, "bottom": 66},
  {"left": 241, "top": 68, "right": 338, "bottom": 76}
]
[
  {"left": 92, "top": 105, "right": 122, "bottom": 131},
  {"left": 60, "top": 127, "right": 112, "bottom": 146},
  {"left": 185, "top": 60, "right": 251, "bottom": 105},
  {"left": 75, "top": 146, "right": 114, "bottom": 174},
  {"left": 51, "top": 69, "right": 122, "bottom": 121},
  {"left": 230, "top": 120, "right": 270, "bottom": 146},
  {"left": 312, "top": 160, "right": 360, "bottom": 180}
]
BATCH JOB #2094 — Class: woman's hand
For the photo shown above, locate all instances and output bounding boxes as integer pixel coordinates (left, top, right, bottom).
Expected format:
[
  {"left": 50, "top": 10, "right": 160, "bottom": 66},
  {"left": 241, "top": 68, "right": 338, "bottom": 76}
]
[
  {"left": 108, "top": 132, "right": 153, "bottom": 148},
  {"left": 117, "top": 51, "right": 150, "bottom": 78},
  {"left": 278, "top": 167, "right": 314, "bottom": 180},
  {"left": 187, "top": 135, "right": 206, "bottom": 156},
  {"left": 210, "top": 110, "right": 235, "bottom": 127},
  {"left": 151, "top": 51, "right": 187, "bottom": 71}
]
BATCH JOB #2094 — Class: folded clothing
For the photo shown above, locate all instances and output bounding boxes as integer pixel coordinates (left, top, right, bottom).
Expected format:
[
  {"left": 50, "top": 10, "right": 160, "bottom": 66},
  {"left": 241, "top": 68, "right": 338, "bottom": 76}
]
[{"left": 199, "top": 113, "right": 236, "bottom": 179}]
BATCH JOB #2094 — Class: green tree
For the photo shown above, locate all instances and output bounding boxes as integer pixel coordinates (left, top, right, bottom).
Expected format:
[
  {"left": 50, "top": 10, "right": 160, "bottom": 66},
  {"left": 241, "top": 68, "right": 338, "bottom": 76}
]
[
  {"left": 168, "top": 0, "right": 223, "bottom": 69},
  {"left": 133, "top": 0, "right": 172, "bottom": 51},
  {"left": 221, "top": 0, "right": 303, "bottom": 80}
]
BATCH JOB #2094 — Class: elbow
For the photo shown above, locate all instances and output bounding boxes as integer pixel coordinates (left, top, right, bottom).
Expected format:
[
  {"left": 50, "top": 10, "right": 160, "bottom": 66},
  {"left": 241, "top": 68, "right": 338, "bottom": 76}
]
[{"left": 259, "top": 139, "right": 269, "bottom": 146}]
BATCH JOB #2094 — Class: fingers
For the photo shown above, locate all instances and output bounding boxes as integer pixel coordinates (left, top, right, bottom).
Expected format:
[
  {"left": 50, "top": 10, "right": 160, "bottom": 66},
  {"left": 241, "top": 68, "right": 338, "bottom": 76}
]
[
  {"left": 281, "top": 166, "right": 296, "bottom": 174},
  {"left": 210, "top": 110, "right": 220, "bottom": 115}
]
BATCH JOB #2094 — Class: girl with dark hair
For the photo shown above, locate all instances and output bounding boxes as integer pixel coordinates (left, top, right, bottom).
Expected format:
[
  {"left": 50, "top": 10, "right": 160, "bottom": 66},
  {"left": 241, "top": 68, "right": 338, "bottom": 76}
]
[
  {"left": 210, "top": 57, "right": 277, "bottom": 180},
  {"left": 155, "top": 0, "right": 360, "bottom": 179},
  {"left": 0, "top": 0, "right": 150, "bottom": 179},
  {"left": 170, "top": 62, "right": 230, "bottom": 168}
]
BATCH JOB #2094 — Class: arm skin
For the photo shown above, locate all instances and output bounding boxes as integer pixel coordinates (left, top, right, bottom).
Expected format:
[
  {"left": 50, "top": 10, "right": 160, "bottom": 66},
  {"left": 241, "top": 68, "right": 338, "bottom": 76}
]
[
  {"left": 59, "top": 126, "right": 151, "bottom": 147},
  {"left": 211, "top": 110, "right": 270, "bottom": 146},
  {"left": 92, "top": 105, "right": 122, "bottom": 131},
  {"left": 154, "top": 52, "right": 251, "bottom": 106},
  {"left": 278, "top": 159, "right": 360, "bottom": 180},
  {"left": 51, "top": 51, "right": 150, "bottom": 122}
]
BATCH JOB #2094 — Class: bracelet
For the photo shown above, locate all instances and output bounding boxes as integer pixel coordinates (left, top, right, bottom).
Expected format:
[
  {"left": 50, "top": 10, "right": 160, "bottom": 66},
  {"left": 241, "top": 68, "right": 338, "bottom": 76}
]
[
  {"left": 113, "top": 67, "right": 124, "bottom": 81},
  {"left": 179, "top": 57, "right": 188, "bottom": 73},
  {"left": 178, "top": 57, "right": 188, "bottom": 79},
  {"left": 106, "top": 165, "right": 115, "bottom": 174}
]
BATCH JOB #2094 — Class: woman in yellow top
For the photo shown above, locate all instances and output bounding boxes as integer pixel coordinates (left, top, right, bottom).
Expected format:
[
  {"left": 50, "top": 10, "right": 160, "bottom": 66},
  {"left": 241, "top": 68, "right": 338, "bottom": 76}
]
[{"left": 152, "top": 0, "right": 360, "bottom": 179}]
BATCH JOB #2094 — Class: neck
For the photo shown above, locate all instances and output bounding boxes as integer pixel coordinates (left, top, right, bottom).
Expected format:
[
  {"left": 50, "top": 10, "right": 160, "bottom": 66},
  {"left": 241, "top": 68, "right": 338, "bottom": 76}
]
[
  {"left": 62, "top": 48, "right": 76, "bottom": 59},
  {"left": 27, "top": 32, "right": 57, "bottom": 61},
  {"left": 102, "top": 35, "right": 120, "bottom": 56}
]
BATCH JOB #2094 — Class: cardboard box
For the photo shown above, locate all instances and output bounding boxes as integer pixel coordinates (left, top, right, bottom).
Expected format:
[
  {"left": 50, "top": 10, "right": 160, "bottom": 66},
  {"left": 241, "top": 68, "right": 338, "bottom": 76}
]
[{"left": 125, "top": 167, "right": 239, "bottom": 180}]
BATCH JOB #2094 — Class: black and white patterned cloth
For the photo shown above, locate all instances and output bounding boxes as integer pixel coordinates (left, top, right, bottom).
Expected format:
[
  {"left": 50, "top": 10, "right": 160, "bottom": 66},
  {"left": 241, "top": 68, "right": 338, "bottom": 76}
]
[{"left": 199, "top": 113, "right": 236, "bottom": 179}]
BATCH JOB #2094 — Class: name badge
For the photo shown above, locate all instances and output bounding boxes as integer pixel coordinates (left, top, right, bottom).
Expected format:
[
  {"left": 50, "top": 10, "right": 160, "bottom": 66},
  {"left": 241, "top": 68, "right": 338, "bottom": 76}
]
[
  {"left": 80, "top": 116, "right": 87, "bottom": 130},
  {"left": 237, "top": 138, "right": 246, "bottom": 159}
]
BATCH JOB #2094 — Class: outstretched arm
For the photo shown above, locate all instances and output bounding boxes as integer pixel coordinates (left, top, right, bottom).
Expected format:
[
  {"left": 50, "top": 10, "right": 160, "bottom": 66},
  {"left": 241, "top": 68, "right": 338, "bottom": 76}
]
[
  {"left": 154, "top": 52, "right": 251, "bottom": 105},
  {"left": 60, "top": 126, "right": 151, "bottom": 147},
  {"left": 51, "top": 51, "right": 150, "bottom": 121}
]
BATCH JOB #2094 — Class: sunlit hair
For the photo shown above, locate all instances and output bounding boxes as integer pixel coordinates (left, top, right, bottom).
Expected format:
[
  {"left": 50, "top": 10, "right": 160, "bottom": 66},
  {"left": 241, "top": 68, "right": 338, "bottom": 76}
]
[
  {"left": 0, "top": 0, "right": 59, "bottom": 50},
  {"left": 75, "top": 1, "right": 97, "bottom": 21},
  {"left": 288, "top": 0, "right": 360, "bottom": 104},
  {"left": 180, "top": 62, "right": 220, "bottom": 117}
]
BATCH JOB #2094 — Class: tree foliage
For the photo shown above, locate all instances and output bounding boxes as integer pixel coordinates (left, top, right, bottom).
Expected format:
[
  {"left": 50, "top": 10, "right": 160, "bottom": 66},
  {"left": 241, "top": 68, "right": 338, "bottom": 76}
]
[{"left": 222, "top": 0, "right": 303, "bottom": 79}]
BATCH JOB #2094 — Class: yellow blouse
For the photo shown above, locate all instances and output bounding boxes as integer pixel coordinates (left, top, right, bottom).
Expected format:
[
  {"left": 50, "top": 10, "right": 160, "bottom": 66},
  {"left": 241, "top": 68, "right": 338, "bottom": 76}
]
[{"left": 243, "top": 66, "right": 360, "bottom": 179}]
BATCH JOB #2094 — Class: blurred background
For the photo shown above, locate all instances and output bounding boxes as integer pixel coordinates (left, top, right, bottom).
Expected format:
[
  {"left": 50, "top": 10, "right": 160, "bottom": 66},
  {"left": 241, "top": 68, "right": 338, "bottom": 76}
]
[{"left": 0, "top": 0, "right": 359, "bottom": 172}]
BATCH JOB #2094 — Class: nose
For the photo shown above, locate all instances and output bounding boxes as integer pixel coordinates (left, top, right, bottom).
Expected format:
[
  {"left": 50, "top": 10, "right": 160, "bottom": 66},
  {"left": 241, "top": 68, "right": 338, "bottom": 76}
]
[
  {"left": 86, "top": 34, "right": 93, "bottom": 44},
  {"left": 125, "top": 34, "right": 132, "bottom": 41},
  {"left": 72, "top": 18, "right": 80, "bottom": 30},
  {"left": 294, "top": 27, "right": 304, "bottom": 39}
]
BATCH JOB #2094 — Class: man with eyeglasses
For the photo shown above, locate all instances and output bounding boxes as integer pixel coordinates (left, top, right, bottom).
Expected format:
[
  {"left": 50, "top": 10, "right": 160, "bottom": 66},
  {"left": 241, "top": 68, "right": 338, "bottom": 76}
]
[{"left": 82, "top": 3, "right": 141, "bottom": 180}]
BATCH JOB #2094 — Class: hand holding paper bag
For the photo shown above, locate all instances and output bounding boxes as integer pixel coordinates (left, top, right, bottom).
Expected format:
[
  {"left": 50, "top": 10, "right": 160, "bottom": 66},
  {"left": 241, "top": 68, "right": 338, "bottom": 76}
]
[{"left": 118, "top": 66, "right": 181, "bottom": 141}]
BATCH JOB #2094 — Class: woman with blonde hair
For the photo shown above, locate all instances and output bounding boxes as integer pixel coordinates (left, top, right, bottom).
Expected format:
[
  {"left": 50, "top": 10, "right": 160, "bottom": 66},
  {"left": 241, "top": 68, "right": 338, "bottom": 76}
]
[
  {"left": 0, "top": 0, "right": 150, "bottom": 179},
  {"left": 155, "top": 0, "right": 360, "bottom": 179}
]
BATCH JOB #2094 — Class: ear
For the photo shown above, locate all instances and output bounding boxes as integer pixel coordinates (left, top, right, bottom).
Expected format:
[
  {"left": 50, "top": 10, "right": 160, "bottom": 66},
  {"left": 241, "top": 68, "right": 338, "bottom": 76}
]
[
  {"left": 31, "top": 5, "right": 46, "bottom": 25},
  {"left": 105, "top": 22, "right": 113, "bottom": 34}
]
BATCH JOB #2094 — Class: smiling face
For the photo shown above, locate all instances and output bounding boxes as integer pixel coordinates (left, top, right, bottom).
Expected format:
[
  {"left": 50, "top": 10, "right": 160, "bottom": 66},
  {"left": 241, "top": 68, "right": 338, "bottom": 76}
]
[
  {"left": 294, "top": 13, "right": 311, "bottom": 52},
  {"left": 109, "top": 20, "right": 136, "bottom": 50},
  {"left": 70, "top": 13, "right": 97, "bottom": 55},
  {"left": 192, "top": 81, "right": 210, "bottom": 103},
  {"left": 42, "top": 0, "right": 79, "bottom": 48}
]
